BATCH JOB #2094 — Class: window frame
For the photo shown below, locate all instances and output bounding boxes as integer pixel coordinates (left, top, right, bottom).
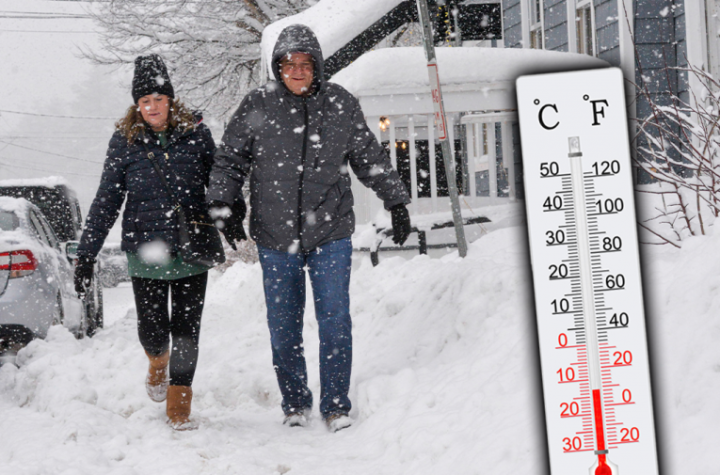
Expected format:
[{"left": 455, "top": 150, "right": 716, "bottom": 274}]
[
  {"left": 575, "top": 0, "right": 596, "bottom": 56},
  {"left": 528, "top": 0, "right": 544, "bottom": 49}
]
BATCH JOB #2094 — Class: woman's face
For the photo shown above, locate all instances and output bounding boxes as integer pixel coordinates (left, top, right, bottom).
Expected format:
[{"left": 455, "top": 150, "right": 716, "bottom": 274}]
[{"left": 138, "top": 94, "right": 170, "bottom": 131}]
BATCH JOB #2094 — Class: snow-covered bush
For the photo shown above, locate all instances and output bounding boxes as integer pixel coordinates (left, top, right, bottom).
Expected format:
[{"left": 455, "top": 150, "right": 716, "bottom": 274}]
[{"left": 634, "top": 64, "right": 720, "bottom": 246}]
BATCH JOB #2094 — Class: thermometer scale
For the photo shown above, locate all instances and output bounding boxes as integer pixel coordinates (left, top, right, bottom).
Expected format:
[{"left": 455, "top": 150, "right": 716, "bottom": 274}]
[{"left": 516, "top": 68, "right": 659, "bottom": 475}]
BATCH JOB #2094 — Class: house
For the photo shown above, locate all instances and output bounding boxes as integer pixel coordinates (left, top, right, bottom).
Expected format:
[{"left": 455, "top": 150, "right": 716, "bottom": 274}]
[
  {"left": 502, "top": 0, "right": 720, "bottom": 183},
  {"left": 261, "top": 0, "right": 702, "bottom": 251}
]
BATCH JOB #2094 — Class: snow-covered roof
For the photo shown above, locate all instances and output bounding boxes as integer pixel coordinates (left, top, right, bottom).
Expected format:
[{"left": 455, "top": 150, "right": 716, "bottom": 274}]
[
  {"left": 331, "top": 47, "right": 608, "bottom": 97},
  {"left": 261, "top": 0, "right": 405, "bottom": 80},
  {"left": 0, "top": 176, "right": 69, "bottom": 189}
]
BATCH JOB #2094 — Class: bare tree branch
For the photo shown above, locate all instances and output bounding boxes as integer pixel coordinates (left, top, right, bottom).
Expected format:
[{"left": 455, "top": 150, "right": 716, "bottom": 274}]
[{"left": 83, "top": 0, "right": 312, "bottom": 118}]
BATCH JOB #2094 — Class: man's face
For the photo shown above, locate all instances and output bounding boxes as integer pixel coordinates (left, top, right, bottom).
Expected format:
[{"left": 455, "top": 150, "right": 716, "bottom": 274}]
[{"left": 280, "top": 52, "right": 314, "bottom": 96}]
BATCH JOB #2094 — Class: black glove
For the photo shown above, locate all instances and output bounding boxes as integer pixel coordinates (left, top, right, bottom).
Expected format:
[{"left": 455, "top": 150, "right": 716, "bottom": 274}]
[
  {"left": 74, "top": 256, "right": 95, "bottom": 298},
  {"left": 209, "top": 199, "right": 247, "bottom": 250},
  {"left": 390, "top": 204, "right": 411, "bottom": 246}
]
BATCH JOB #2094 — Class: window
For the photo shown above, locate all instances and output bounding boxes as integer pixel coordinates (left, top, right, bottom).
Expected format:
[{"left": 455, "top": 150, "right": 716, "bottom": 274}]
[
  {"left": 0, "top": 211, "right": 19, "bottom": 231},
  {"left": 37, "top": 212, "right": 61, "bottom": 251},
  {"left": 29, "top": 210, "right": 51, "bottom": 247},
  {"left": 576, "top": 0, "right": 595, "bottom": 55},
  {"left": 529, "top": 0, "right": 543, "bottom": 49}
]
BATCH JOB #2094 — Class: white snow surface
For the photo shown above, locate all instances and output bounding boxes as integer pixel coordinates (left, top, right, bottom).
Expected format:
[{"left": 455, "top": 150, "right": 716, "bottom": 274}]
[
  {"left": 332, "top": 47, "right": 608, "bottom": 96},
  {"left": 0, "top": 176, "right": 69, "bottom": 189},
  {"left": 261, "top": 0, "right": 405, "bottom": 81},
  {"left": 0, "top": 202, "right": 717, "bottom": 474}
]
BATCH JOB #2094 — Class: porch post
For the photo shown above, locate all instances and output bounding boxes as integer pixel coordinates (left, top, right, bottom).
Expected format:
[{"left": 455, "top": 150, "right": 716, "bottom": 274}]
[
  {"left": 467, "top": 123, "right": 478, "bottom": 198},
  {"left": 447, "top": 114, "right": 458, "bottom": 194},
  {"left": 501, "top": 120, "right": 516, "bottom": 200},
  {"left": 488, "top": 122, "right": 498, "bottom": 198},
  {"left": 427, "top": 114, "right": 438, "bottom": 212},
  {"left": 368, "top": 115, "right": 383, "bottom": 220},
  {"left": 389, "top": 116, "right": 397, "bottom": 170},
  {"left": 408, "top": 115, "right": 419, "bottom": 214}
]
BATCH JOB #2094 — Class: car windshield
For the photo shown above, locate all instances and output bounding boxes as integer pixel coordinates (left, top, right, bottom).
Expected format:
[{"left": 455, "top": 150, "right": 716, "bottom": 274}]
[{"left": 0, "top": 210, "right": 19, "bottom": 231}]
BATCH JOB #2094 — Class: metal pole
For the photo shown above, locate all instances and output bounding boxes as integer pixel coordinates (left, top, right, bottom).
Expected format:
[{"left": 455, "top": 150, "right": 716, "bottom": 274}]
[{"left": 416, "top": 0, "right": 468, "bottom": 257}]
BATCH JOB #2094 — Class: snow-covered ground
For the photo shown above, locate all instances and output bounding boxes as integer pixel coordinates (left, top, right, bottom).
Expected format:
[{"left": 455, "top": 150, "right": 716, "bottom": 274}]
[{"left": 0, "top": 201, "right": 718, "bottom": 474}]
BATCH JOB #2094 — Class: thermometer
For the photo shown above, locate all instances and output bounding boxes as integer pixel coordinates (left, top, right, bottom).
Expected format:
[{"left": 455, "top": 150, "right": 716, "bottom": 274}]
[{"left": 516, "top": 68, "right": 659, "bottom": 475}]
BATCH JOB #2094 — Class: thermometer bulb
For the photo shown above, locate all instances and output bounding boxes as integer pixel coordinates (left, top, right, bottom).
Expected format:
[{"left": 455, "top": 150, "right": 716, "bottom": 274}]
[{"left": 591, "top": 454, "right": 618, "bottom": 475}]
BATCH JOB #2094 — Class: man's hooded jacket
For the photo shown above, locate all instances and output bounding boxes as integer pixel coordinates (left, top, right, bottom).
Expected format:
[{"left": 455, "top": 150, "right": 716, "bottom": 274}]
[{"left": 207, "top": 24, "right": 411, "bottom": 252}]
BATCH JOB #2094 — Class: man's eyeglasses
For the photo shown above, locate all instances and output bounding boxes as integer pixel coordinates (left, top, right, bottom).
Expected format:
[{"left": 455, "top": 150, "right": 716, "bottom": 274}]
[{"left": 281, "top": 61, "right": 314, "bottom": 73}]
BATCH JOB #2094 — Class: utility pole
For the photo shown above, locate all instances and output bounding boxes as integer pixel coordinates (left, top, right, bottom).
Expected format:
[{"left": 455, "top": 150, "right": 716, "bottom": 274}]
[{"left": 416, "top": 0, "right": 468, "bottom": 258}]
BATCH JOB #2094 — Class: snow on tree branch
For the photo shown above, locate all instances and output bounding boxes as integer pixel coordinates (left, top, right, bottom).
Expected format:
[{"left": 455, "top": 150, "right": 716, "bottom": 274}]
[
  {"left": 634, "top": 62, "right": 720, "bottom": 245},
  {"left": 83, "top": 0, "right": 312, "bottom": 118}
]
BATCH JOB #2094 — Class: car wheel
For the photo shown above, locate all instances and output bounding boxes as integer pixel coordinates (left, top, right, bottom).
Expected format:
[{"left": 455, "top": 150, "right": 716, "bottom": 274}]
[{"left": 52, "top": 291, "right": 64, "bottom": 326}]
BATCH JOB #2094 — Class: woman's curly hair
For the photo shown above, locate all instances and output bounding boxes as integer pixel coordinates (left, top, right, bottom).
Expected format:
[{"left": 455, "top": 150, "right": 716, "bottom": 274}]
[{"left": 116, "top": 97, "right": 196, "bottom": 143}]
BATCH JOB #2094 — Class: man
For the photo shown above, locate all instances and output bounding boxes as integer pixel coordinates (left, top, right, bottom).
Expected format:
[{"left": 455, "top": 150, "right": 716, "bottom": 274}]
[{"left": 207, "top": 24, "right": 411, "bottom": 432}]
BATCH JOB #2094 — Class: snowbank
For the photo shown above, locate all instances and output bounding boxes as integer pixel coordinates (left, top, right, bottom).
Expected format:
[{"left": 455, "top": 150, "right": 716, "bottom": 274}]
[
  {"left": 261, "top": 0, "right": 405, "bottom": 80},
  {"left": 332, "top": 47, "right": 608, "bottom": 96},
  {"left": 0, "top": 207, "right": 543, "bottom": 474},
  {"left": 1, "top": 201, "right": 718, "bottom": 474}
]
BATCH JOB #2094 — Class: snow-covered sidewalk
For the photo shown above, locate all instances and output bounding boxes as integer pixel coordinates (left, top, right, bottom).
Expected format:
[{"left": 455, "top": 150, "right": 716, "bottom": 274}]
[{"left": 1, "top": 204, "right": 719, "bottom": 474}]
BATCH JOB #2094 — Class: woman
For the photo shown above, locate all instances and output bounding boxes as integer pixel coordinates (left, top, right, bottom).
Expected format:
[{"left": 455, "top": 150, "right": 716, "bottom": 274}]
[{"left": 74, "top": 54, "right": 222, "bottom": 430}]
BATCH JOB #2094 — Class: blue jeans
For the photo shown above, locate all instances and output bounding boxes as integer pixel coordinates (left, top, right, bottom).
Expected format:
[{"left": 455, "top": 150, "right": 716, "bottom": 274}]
[{"left": 258, "top": 238, "right": 353, "bottom": 418}]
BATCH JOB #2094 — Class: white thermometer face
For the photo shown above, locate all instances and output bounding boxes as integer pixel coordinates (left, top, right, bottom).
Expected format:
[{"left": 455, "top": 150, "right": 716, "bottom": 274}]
[{"left": 517, "top": 68, "right": 659, "bottom": 475}]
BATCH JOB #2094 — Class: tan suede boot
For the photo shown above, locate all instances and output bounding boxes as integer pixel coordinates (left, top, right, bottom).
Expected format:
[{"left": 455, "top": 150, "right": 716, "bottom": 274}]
[
  {"left": 166, "top": 385, "right": 196, "bottom": 430},
  {"left": 145, "top": 350, "right": 170, "bottom": 402}
]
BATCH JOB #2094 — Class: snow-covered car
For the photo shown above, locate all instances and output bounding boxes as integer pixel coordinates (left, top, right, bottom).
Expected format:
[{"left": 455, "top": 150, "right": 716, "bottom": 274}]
[
  {"left": 0, "top": 177, "right": 103, "bottom": 336},
  {"left": 98, "top": 243, "right": 129, "bottom": 288},
  {"left": 0, "top": 197, "right": 88, "bottom": 353}
]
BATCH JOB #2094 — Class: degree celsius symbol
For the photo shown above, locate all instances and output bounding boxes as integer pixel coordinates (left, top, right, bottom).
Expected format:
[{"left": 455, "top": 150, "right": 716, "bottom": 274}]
[{"left": 516, "top": 68, "right": 659, "bottom": 475}]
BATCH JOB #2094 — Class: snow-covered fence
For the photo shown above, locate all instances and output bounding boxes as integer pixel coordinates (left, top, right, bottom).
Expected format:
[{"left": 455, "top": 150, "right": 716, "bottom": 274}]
[{"left": 358, "top": 111, "right": 518, "bottom": 223}]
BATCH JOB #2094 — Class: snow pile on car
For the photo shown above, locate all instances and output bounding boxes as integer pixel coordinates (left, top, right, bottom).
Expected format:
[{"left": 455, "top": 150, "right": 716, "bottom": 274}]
[
  {"left": 0, "top": 176, "right": 69, "bottom": 189},
  {"left": 0, "top": 196, "right": 34, "bottom": 216}
]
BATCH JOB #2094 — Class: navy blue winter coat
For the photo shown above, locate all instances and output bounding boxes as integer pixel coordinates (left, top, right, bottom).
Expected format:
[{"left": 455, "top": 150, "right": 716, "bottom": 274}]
[{"left": 77, "top": 118, "right": 216, "bottom": 260}]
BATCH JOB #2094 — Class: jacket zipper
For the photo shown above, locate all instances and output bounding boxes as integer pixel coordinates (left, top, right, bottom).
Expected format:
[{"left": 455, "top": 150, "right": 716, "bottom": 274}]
[
  {"left": 313, "top": 99, "right": 325, "bottom": 170},
  {"left": 298, "top": 97, "right": 309, "bottom": 252}
]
